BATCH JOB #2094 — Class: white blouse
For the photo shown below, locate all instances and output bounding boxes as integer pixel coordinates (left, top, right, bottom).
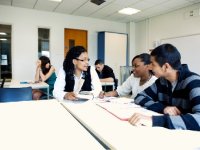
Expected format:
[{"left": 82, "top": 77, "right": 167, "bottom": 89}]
[
  {"left": 53, "top": 66, "right": 102, "bottom": 100},
  {"left": 116, "top": 74, "right": 157, "bottom": 99}
]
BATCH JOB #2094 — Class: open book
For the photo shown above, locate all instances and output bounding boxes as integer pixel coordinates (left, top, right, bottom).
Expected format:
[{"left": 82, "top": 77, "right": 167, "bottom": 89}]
[{"left": 95, "top": 97, "right": 160, "bottom": 121}]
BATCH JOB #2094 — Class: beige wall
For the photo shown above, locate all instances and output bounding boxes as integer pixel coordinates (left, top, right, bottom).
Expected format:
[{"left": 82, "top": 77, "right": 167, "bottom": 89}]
[
  {"left": 135, "top": 3, "right": 200, "bottom": 53},
  {"left": 0, "top": 5, "right": 127, "bottom": 80}
]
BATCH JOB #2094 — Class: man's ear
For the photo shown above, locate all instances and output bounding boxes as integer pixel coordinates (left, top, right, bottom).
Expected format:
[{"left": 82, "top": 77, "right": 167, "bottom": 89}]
[{"left": 163, "top": 63, "right": 172, "bottom": 72}]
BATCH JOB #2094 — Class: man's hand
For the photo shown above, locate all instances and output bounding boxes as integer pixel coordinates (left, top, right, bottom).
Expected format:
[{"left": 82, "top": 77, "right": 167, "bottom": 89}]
[
  {"left": 64, "top": 92, "right": 77, "bottom": 100},
  {"left": 163, "top": 106, "right": 181, "bottom": 116},
  {"left": 128, "top": 113, "right": 153, "bottom": 127}
]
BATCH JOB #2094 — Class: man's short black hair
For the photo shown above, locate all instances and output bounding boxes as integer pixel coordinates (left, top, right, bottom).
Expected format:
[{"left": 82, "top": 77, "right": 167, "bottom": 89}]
[
  {"left": 151, "top": 43, "right": 181, "bottom": 70},
  {"left": 95, "top": 59, "right": 104, "bottom": 65}
]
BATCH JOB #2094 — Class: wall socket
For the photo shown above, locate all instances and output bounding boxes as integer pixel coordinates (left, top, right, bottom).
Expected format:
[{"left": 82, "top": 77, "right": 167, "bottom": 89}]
[{"left": 184, "top": 8, "right": 199, "bottom": 19}]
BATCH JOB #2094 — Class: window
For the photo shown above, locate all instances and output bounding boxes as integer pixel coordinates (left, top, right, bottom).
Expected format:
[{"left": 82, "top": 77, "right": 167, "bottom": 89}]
[
  {"left": 0, "top": 24, "right": 12, "bottom": 80},
  {"left": 38, "top": 28, "right": 50, "bottom": 57}
]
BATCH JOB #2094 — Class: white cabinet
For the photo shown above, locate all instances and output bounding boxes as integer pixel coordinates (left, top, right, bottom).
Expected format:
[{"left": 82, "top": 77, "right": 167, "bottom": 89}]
[{"left": 98, "top": 32, "right": 128, "bottom": 83}]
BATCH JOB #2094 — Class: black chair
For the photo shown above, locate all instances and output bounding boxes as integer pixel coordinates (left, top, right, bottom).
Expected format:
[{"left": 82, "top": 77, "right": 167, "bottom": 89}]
[
  {"left": 0, "top": 87, "right": 33, "bottom": 103},
  {"left": 0, "top": 77, "right": 6, "bottom": 88},
  {"left": 102, "top": 79, "right": 118, "bottom": 92},
  {"left": 114, "top": 78, "right": 118, "bottom": 90}
]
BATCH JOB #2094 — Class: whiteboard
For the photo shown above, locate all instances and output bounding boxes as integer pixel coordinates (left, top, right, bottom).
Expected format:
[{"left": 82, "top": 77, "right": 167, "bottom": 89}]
[{"left": 161, "top": 34, "right": 200, "bottom": 75}]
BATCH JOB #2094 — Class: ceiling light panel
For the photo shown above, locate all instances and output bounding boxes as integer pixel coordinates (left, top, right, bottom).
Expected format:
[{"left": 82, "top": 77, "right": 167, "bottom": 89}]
[{"left": 118, "top": 7, "right": 140, "bottom": 15}]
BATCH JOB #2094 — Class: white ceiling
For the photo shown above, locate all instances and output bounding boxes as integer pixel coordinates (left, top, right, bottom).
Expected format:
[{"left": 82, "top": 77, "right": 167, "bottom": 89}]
[{"left": 0, "top": 0, "right": 200, "bottom": 22}]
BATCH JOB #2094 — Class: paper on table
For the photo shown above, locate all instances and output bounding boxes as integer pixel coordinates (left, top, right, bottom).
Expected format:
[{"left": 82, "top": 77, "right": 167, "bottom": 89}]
[
  {"left": 96, "top": 102, "right": 160, "bottom": 121},
  {"left": 95, "top": 97, "right": 133, "bottom": 104},
  {"left": 108, "top": 97, "right": 133, "bottom": 104},
  {"left": 76, "top": 94, "right": 93, "bottom": 100}
]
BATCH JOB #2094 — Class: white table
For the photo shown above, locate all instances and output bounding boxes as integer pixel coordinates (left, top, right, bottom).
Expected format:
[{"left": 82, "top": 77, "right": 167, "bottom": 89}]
[
  {"left": 0, "top": 100, "right": 105, "bottom": 150},
  {"left": 6, "top": 80, "right": 50, "bottom": 99},
  {"left": 61, "top": 98, "right": 200, "bottom": 150}
]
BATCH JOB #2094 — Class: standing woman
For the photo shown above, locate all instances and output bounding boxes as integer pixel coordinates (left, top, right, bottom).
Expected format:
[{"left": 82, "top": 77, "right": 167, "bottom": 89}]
[
  {"left": 32, "top": 56, "right": 56, "bottom": 100},
  {"left": 53, "top": 46, "right": 102, "bottom": 101}
]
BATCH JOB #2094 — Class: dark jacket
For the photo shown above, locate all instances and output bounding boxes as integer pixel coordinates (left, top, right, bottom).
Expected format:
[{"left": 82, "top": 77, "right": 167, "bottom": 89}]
[{"left": 64, "top": 66, "right": 92, "bottom": 92}]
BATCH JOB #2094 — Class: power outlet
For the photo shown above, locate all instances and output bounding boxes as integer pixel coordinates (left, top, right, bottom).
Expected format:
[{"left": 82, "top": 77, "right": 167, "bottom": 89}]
[{"left": 184, "top": 9, "right": 199, "bottom": 19}]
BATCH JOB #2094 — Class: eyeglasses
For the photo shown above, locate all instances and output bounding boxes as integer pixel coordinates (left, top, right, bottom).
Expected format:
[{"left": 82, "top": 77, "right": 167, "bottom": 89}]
[{"left": 75, "top": 58, "right": 90, "bottom": 62}]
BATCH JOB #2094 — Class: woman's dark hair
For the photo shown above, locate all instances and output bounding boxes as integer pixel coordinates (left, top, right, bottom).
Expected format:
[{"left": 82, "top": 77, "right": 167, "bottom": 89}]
[
  {"left": 39, "top": 56, "right": 51, "bottom": 75},
  {"left": 63, "top": 46, "right": 87, "bottom": 91},
  {"left": 151, "top": 43, "right": 181, "bottom": 70},
  {"left": 132, "top": 53, "right": 151, "bottom": 65}
]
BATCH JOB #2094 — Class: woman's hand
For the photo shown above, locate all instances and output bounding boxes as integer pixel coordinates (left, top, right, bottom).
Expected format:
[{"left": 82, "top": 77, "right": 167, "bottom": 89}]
[
  {"left": 64, "top": 92, "right": 77, "bottom": 100},
  {"left": 36, "top": 60, "right": 41, "bottom": 68},
  {"left": 98, "top": 91, "right": 105, "bottom": 99}
]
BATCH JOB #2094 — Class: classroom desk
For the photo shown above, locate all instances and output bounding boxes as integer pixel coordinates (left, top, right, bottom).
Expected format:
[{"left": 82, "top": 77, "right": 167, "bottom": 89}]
[
  {"left": 6, "top": 80, "right": 50, "bottom": 99},
  {"left": 0, "top": 100, "right": 104, "bottom": 150},
  {"left": 61, "top": 99, "right": 200, "bottom": 150}
]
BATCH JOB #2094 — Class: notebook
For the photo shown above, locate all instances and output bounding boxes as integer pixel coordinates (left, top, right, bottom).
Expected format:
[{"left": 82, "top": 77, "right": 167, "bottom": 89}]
[
  {"left": 96, "top": 99, "right": 160, "bottom": 121},
  {"left": 63, "top": 94, "right": 92, "bottom": 103}
]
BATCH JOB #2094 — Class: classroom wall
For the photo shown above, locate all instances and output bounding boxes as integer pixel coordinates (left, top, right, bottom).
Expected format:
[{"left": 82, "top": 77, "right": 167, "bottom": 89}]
[
  {"left": 0, "top": 5, "right": 127, "bottom": 80},
  {"left": 126, "top": 22, "right": 136, "bottom": 66},
  {"left": 135, "top": 3, "right": 200, "bottom": 54}
]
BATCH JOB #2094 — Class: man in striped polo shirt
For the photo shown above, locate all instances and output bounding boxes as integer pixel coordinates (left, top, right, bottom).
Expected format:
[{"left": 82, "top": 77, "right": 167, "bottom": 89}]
[{"left": 129, "top": 43, "right": 200, "bottom": 131}]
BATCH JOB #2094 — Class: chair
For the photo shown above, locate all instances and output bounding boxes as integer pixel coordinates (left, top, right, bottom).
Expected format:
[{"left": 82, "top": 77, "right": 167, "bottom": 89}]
[
  {"left": 0, "top": 87, "right": 33, "bottom": 102},
  {"left": 120, "top": 66, "right": 132, "bottom": 84},
  {"left": 0, "top": 77, "right": 6, "bottom": 88},
  {"left": 114, "top": 78, "right": 118, "bottom": 90}
]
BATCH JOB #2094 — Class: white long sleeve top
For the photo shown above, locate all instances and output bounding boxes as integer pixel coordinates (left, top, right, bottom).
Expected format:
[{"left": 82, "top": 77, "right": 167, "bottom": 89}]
[
  {"left": 116, "top": 74, "right": 157, "bottom": 99},
  {"left": 53, "top": 66, "right": 102, "bottom": 100}
]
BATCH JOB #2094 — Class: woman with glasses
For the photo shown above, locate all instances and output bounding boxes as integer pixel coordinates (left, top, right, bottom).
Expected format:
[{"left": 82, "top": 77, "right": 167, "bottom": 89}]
[
  {"left": 53, "top": 46, "right": 102, "bottom": 100},
  {"left": 32, "top": 56, "right": 57, "bottom": 100},
  {"left": 99, "top": 53, "right": 157, "bottom": 99}
]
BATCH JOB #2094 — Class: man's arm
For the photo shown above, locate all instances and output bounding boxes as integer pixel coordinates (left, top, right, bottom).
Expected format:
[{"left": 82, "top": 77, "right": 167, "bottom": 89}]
[
  {"left": 100, "top": 77, "right": 114, "bottom": 82},
  {"left": 135, "top": 75, "right": 200, "bottom": 130},
  {"left": 134, "top": 81, "right": 166, "bottom": 113},
  {"left": 152, "top": 113, "right": 200, "bottom": 130},
  {"left": 152, "top": 76, "right": 200, "bottom": 130}
]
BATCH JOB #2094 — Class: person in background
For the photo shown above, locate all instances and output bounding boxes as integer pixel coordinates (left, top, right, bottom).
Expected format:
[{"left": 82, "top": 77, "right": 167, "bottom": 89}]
[
  {"left": 95, "top": 59, "right": 116, "bottom": 82},
  {"left": 129, "top": 44, "right": 200, "bottom": 131},
  {"left": 32, "top": 56, "right": 56, "bottom": 100},
  {"left": 95, "top": 59, "right": 116, "bottom": 91},
  {"left": 53, "top": 46, "right": 102, "bottom": 101},
  {"left": 99, "top": 53, "right": 157, "bottom": 99}
]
